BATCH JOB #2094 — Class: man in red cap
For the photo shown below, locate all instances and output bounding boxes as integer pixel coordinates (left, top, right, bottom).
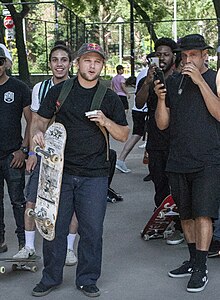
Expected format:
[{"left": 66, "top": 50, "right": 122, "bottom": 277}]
[{"left": 31, "top": 43, "right": 129, "bottom": 297}]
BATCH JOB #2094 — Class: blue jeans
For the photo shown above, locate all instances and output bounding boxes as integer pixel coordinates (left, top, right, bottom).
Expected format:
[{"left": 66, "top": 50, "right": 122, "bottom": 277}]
[
  {"left": 0, "top": 154, "right": 25, "bottom": 244},
  {"left": 41, "top": 173, "right": 108, "bottom": 287}
]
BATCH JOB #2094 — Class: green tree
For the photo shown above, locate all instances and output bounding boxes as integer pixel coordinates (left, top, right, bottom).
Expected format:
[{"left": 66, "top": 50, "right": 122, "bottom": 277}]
[{"left": 1, "top": 0, "right": 31, "bottom": 85}]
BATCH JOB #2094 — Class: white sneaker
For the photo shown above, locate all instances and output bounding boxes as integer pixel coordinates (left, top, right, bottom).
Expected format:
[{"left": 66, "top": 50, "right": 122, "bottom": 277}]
[
  {"left": 13, "top": 246, "right": 36, "bottom": 259},
  {"left": 116, "top": 160, "right": 131, "bottom": 173},
  {"left": 166, "top": 230, "right": 184, "bottom": 245},
  {"left": 65, "top": 249, "right": 77, "bottom": 266},
  {"left": 138, "top": 142, "right": 146, "bottom": 149}
]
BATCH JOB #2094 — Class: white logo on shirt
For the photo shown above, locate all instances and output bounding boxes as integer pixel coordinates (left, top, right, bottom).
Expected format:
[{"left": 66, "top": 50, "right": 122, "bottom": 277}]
[{"left": 4, "top": 91, "right": 14, "bottom": 103}]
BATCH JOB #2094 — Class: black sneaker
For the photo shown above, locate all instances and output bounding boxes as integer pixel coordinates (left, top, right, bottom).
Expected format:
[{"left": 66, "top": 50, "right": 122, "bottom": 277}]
[
  {"left": 187, "top": 269, "right": 208, "bottom": 292},
  {"left": 32, "top": 282, "right": 57, "bottom": 297},
  {"left": 208, "top": 240, "right": 220, "bottom": 258},
  {"left": 77, "top": 284, "right": 101, "bottom": 297},
  {"left": 0, "top": 242, "right": 8, "bottom": 253},
  {"left": 143, "top": 174, "right": 152, "bottom": 182},
  {"left": 168, "top": 261, "right": 193, "bottom": 278}
]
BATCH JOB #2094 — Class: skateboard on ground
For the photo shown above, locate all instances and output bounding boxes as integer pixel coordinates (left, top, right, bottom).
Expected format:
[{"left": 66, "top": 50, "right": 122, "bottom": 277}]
[
  {"left": 107, "top": 187, "right": 123, "bottom": 203},
  {"left": 208, "top": 250, "right": 220, "bottom": 258},
  {"left": 26, "top": 123, "right": 66, "bottom": 241},
  {"left": 141, "top": 195, "right": 179, "bottom": 240},
  {"left": 0, "top": 256, "right": 41, "bottom": 274}
]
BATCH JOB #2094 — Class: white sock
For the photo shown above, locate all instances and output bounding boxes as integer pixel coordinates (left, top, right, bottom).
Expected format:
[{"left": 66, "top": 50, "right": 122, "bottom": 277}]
[
  {"left": 25, "top": 230, "right": 35, "bottom": 250},
  {"left": 67, "top": 233, "right": 76, "bottom": 251}
]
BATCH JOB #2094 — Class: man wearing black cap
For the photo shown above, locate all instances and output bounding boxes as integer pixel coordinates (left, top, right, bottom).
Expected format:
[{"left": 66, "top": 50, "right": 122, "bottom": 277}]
[
  {"left": 0, "top": 47, "right": 31, "bottom": 252},
  {"left": 155, "top": 34, "right": 220, "bottom": 292},
  {"left": 31, "top": 43, "right": 129, "bottom": 297}
]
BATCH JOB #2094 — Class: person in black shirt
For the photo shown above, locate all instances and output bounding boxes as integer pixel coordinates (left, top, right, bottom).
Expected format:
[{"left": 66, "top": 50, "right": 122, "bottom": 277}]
[
  {"left": 136, "top": 38, "right": 183, "bottom": 245},
  {"left": 155, "top": 34, "right": 220, "bottom": 293},
  {"left": 0, "top": 47, "right": 31, "bottom": 253},
  {"left": 31, "top": 43, "right": 129, "bottom": 298}
]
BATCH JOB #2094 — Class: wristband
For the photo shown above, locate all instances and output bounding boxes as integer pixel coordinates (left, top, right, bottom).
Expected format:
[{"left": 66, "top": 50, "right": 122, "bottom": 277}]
[{"left": 28, "top": 151, "right": 36, "bottom": 156}]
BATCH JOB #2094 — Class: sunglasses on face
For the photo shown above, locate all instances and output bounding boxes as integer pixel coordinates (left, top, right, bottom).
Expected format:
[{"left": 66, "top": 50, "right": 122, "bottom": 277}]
[{"left": 0, "top": 58, "right": 6, "bottom": 66}]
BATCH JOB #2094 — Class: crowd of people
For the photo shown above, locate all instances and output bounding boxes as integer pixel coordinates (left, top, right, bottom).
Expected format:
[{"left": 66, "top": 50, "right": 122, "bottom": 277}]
[{"left": 0, "top": 32, "right": 220, "bottom": 297}]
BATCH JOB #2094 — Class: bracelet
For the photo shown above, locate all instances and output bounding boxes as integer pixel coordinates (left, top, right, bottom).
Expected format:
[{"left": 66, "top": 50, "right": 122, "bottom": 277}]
[{"left": 28, "top": 151, "right": 36, "bottom": 156}]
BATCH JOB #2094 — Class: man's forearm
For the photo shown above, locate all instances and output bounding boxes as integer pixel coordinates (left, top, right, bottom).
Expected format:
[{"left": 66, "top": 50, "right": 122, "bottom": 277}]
[
  {"left": 198, "top": 79, "right": 220, "bottom": 122},
  {"left": 31, "top": 115, "right": 50, "bottom": 139},
  {"left": 135, "top": 82, "right": 150, "bottom": 109},
  {"left": 155, "top": 99, "right": 170, "bottom": 130},
  {"left": 104, "top": 119, "right": 129, "bottom": 142}
]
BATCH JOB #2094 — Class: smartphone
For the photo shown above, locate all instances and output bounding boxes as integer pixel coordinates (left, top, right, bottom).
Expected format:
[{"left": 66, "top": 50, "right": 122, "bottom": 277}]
[
  {"left": 154, "top": 68, "right": 166, "bottom": 88},
  {"left": 150, "top": 57, "right": 159, "bottom": 67}
]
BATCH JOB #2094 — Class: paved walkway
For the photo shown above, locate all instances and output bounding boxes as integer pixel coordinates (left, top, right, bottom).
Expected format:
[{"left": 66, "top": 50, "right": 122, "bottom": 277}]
[{"left": 1, "top": 90, "right": 219, "bottom": 300}]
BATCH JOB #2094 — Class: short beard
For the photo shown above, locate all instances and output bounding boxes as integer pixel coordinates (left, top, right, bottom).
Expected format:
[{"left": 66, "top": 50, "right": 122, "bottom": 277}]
[
  {"left": 163, "top": 62, "right": 173, "bottom": 75},
  {"left": 79, "top": 71, "right": 100, "bottom": 82}
]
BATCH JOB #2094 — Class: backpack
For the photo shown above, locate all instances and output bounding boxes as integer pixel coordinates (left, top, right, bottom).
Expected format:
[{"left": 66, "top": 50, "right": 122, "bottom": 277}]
[{"left": 38, "top": 78, "right": 53, "bottom": 105}]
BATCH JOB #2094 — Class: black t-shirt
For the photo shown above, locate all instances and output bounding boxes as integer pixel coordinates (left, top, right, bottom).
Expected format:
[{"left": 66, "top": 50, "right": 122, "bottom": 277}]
[
  {"left": 0, "top": 77, "right": 31, "bottom": 157},
  {"left": 166, "top": 69, "right": 220, "bottom": 173},
  {"left": 137, "top": 76, "right": 169, "bottom": 151},
  {"left": 38, "top": 79, "right": 128, "bottom": 177}
]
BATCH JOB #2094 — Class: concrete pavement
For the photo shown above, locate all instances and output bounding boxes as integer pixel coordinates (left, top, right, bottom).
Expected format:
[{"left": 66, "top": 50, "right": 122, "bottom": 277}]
[{"left": 1, "top": 91, "right": 220, "bottom": 300}]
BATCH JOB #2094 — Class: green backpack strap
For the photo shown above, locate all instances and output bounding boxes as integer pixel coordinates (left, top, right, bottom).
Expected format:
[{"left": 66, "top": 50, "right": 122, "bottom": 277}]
[
  {"left": 47, "top": 77, "right": 76, "bottom": 127},
  {"left": 55, "top": 76, "right": 76, "bottom": 114},
  {"left": 90, "top": 82, "right": 107, "bottom": 111},
  {"left": 90, "top": 82, "right": 109, "bottom": 161}
]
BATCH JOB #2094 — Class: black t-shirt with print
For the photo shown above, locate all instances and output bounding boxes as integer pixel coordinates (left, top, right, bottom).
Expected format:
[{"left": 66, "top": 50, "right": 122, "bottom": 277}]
[
  {"left": 38, "top": 79, "right": 128, "bottom": 177},
  {"left": 165, "top": 69, "right": 220, "bottom": 173},
  {"left": 0, "top": 77, "right": 31, "bottom": 157}
]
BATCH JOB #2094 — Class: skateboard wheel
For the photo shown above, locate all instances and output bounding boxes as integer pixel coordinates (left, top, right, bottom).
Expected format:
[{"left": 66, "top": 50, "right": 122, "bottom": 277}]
[
  {"left": 12, "top": 264, "right": 18, "bottom": 271},
  {"left": 158, "top": 211, "right": 165, "bottom": 218},
  {"left": 26, "top": 208, "right": 35, "bottom": 217},
  {"left": 34, "top": 146, "right": 41, "bottom": 153},
  {"left": 0, "top": 266, "right": 5, "bottom": 273},
  {"left": 31, "top": 266, "right": 38, "bottom": 273},
  {"left": 50, "top": 154, "right": 59, "bottom": 163},
  {"left": 143, "top": 234, "right": 150, "bottom": 241},
  {"left": 43, "top": 218, "right": 52, "bottom": 227}
]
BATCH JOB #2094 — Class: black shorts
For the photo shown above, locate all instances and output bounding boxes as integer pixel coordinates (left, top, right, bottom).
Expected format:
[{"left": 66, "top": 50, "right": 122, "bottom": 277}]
[
  {"left": 25, "top": 156, "right": 41, "bottom": 203},
  {"left": 167, "top": 166, "right": 220, "bottom": 220},
  {"left": 119, "top": 95, "right": 129, "bottom": 110},
  {"left": 132, "top": 110, "right": 147, "bottom": 136}
]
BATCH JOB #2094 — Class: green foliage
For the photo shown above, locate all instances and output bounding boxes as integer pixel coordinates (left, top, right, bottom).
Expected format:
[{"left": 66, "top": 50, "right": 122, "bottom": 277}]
[{"left": 2, "top": 0, "right": 219, "bottom": 75}]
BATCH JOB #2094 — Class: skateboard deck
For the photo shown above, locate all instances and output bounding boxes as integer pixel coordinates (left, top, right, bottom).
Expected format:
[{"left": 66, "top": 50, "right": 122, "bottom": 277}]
[
  {"left": 208, "top": 250, "right": 220, "bottom": 258},
  {"left": 107, "top": 187, "right": 123, "bottom": 203},
  {"left": 0, "top": 256, "right": 41, "bottom": 273},
  {"left": 141, "top": 195, "right": 179, "bottom": 240},
  {"left": 27, "top": 122, "right": 66, "bottom": 241}
]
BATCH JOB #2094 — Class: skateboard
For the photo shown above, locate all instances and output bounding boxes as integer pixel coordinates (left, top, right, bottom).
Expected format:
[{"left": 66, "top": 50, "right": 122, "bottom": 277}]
[
  {"left": 0, "top": 256, "right": 41, "bottom": 274},
  {"left": 26, "top": 122, "right": 66, "bottom": 241},
  {"left": 107, "top": 187, "right": 123, "bottom": 203},
  {"left": 141, "top": 195, "right": 179, "bottom": 241}
]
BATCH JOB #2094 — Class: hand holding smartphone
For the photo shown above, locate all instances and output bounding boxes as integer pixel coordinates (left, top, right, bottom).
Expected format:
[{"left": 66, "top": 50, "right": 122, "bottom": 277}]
[{"left": 150, "top": 57, "right": 160, "bottom": 67}]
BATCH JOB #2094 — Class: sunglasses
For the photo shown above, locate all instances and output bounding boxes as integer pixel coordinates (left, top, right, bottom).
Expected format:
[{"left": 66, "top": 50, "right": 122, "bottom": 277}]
[{"left": 0, "top": 58, "right": 6, "bottom": 66}]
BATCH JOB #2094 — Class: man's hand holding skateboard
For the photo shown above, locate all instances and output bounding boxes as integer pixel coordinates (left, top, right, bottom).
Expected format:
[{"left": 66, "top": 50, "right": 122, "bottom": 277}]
[{"left": 33, "top": 131, "right": 45, "bottom": 149}]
